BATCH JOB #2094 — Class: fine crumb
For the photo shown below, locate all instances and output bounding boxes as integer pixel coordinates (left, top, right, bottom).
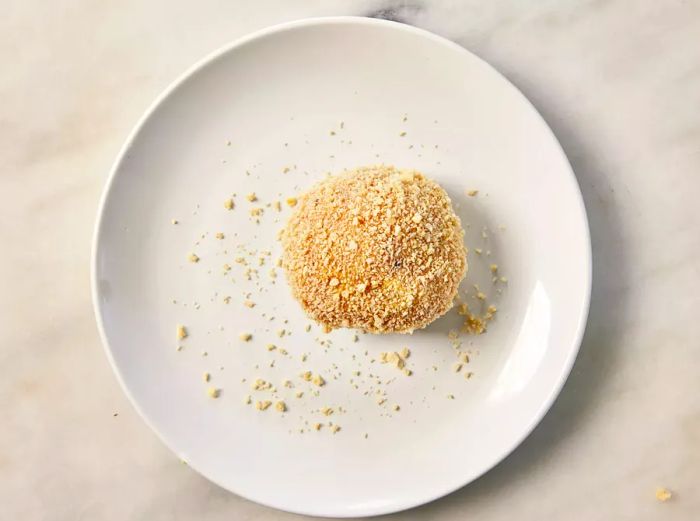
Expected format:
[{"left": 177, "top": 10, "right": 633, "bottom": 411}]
[
  {"left": 224, "top": 198, "right": 234, "bottom": 210},
  {"left": 399, "top": 131, "right": 407, "bottom": 137},
  {"left": 244, "top": 395, "right": 252, "bottom": 405},
  {"left": 246, "top": 193, "right": 257, "bottom": 202},
  {"left": 467, "top": 190, "right": 479, "bottom": 197},
  {"left": 207, "top": 387, "right": 220, "bottom": 398},
  {"left": 203, "top": 372, "right": 210, "bottom": 382},
  {"left": 320, "top": 406, "right": 334, "bottom": 416},
  {"left": 313, "top": 422, "right": 322, "bottom": 431},
  {"left": 171, "top": 219, "right": 178, "bottom": 225},
  {"left": 188, "top": 253, "right": 200, "bottom": 263},
  {"left": 177, "top": 325, "right": 188, "bottom": 340},
  {"left": 655, "top": 488, "right": 672, "bottom": 502},
  {"left": 239, "top": 332, "right": 252, "bottom": 342},
  {"left": 215, "top": 232, "right": 224, "bottom": 240},
  {"left": 393, "top": 404, "right": 400, "bottom": 411},
  {"left": 255, "top": 400, "right": 272, "bottom": 411},
  {"left": 273, "top": 201, "right": 282, "bottom": 211},
  {"left": 286, "top": 197, "right": 298, "bottom": 207},
  {"left": 275, "top": 401, "right": 287, "bottom": 412},
  {"left": 447, "top": 394, "right": 455, "bottom": 400},
  {"left": 490, "top": 264, "right": 498, "bottom": 273},
  {"left": 311, "top": 374, "right": 326, "bottom": 387},
  {"left": 266, "top": 344, "right": 276, "bottom": 351},
  {"left": 330, "top": 424, "right": 341, "bottom": 434},
  {"left": 243, "top": 300, "right": 256, "bottom": 308}
]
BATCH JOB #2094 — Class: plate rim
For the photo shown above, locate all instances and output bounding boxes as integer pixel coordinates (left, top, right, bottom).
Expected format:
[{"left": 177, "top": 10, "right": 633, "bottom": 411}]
[{"left": 91, "top": 15, "right": 592, "bottom": 518}]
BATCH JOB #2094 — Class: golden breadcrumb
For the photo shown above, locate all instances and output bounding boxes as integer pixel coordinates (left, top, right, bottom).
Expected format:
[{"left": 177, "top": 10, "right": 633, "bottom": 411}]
[
  {"left": 655, "top": 487, "right": 672, "bottom": 502},
  {"left": 281, "top": 165, "right": 466, "bottom": 333}
]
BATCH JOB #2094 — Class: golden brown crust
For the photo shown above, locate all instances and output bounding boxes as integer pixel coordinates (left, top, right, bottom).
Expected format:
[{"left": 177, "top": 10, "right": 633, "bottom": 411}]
[{"left": 282, "top": 165, "right": 467, "bottom": 333}]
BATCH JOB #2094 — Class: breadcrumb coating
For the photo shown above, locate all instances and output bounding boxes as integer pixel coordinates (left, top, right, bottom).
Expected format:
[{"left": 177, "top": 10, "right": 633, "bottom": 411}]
[{"left": 282, "top": 165, "right": 466, "bottom": 333}]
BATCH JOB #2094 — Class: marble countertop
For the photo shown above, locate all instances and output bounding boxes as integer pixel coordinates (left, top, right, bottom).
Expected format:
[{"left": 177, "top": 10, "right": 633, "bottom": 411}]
[{"left": 2, "top": 1, "right": 698, "bottom": 519}]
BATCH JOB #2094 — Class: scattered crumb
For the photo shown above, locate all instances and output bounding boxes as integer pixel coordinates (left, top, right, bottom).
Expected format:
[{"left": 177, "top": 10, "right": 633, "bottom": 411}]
[
  {"left": 243, "top": 300, "right": 256, "bottom": 308},
  {"left": 224, "top": 198, "right": 234, "bottom": 210},
  {"left": 311, "top": 374, "right": 326, "bottom": 387},
  {"left": 286, "top": 197, "right": 298, "bottom": 207},
  {"left": 256, "top": 400, "right": 272, "bottom": 411},
  {"left": 207, "top": 387, "right": 220, "bottom": 399},
  {"left": 246, "top": 193, "right": 257, "bottom": 202},
  {"left": 467, "top": 190, "right": 479, "bottom": 197},
  {"left": 215, "top": 232, "right": 224, "bottom": 239},
  {"left": 399, "top": 131, "right": 407, "bottom": 137},
  {"left": 447, "top": 394, "right": 455, "bottom": 400},
  {"left": 188, "top": 253, "right": 200, "bottom": 263},
  {"left": 490, "top": 264, "right": 498, "bottom": 273},
  {"left": 655, "top": 487, "right": 672, "bottom": 502},
  {"left": 239, "top": 332, "right": 252, "bottom": 342},
  {"left": 275, "top": 401, "right": 287, "bottom": 412},
  {"left": 393, "top": 404, "right": 400, "bottom": 411},
  {"left": 203, "top": 372, "right": 210, "bottom": 382},
  {"left": 177, "top": 325, "right": 187, "bottom": 340},
  {"left": 171, "top": 219, "right": 178, "bottom": 225},
  {"left": 330, "top": 424, "right": 341, "bottom": 434}
]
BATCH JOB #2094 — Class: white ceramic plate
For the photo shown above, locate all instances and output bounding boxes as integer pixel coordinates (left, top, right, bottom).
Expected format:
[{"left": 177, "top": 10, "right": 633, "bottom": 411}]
[{"left": 93, "top": 17, "right": 591, "bottom": 518}]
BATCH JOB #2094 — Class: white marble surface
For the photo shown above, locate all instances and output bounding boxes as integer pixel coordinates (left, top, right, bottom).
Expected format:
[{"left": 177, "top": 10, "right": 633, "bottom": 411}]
[{"left": 1, "top": 1, "right": 698, "bottom": 519}]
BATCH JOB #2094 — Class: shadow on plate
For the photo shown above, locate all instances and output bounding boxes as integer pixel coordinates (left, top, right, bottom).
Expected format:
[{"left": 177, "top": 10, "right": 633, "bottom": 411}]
[{"left": 386, "top": 89, "right": 628, "bottom": 519}]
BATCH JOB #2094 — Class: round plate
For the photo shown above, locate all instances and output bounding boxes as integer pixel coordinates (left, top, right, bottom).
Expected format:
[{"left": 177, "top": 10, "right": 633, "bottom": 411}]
[{"left": 92, "top": 17, "right": 591, "bottom": 518}]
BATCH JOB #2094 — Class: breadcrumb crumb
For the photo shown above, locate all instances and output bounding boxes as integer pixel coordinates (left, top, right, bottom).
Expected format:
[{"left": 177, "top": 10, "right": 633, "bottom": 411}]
[
  {"left": 655, "top": 488, "right": 672, "bottom": 502},
  {"left": 177, "top": 325, "right": 187, "bottom": 340}
]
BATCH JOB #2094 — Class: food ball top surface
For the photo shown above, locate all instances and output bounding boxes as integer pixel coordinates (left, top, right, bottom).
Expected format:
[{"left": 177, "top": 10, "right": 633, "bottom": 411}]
[{"left": 282, "top": 165, "right": 467, "bottom": 333}]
